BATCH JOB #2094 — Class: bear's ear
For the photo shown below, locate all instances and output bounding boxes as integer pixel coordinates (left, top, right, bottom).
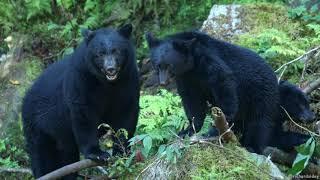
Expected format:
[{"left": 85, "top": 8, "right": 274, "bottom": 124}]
[
  {"left": 81, "top": 28, "right": 94, "bottom": 43},
  {"left": 145, "top": 32, "right": 160, "bottom": 48},
  {"left": 172, "top": 38, "right": 196, "bottom": 52},
  {"left": 118, "top": 24, "right": 132, "bottom": 39}
]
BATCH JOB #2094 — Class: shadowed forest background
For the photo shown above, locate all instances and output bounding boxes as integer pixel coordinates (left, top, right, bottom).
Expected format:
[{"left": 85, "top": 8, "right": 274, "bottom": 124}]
[{"left": 0, "top": 0, "right": 320, "bottom": 179}]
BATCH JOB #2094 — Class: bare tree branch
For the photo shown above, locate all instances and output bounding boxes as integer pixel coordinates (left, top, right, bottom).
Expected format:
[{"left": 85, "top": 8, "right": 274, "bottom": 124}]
[
  {"left": 275, "top": 46, "right": 320, "bottom": 73},
  {"left": 303, "top": 78, "right": 320, "bottom": 95},
  {"left": 281, "top": 106, "right": 320, "bottom": 137},
  {"left": 37, "top": 159, "right": 102, "bottom": 180}
]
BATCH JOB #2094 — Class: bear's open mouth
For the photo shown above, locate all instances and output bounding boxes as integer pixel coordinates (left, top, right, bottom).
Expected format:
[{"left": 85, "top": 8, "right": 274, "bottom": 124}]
[
  {"left": 106, "top": 73, "right": 118, "bottom": 81},
  {"left": 101, "top": 68, "right": 119, "bottom": 81}
]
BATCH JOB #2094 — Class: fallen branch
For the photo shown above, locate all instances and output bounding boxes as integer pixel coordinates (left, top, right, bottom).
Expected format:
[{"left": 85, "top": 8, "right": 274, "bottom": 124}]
[
  {"left": 302, "top": 78, "right": 320, "bottom": 95},
  {"left": 263, "top": 147, "right": 320, "bottom": 175},
  {"left": 37, "top": 159, "right": 102, "bottom": 180},
  {"left": 278, "top": 66, "right": 287, "bottom": 82},
  {"left": 0, "top": 167, "right": 32, "bottom": 174},
  {"left": 275, "top": 46, "right": 320, "bottom": 73}
]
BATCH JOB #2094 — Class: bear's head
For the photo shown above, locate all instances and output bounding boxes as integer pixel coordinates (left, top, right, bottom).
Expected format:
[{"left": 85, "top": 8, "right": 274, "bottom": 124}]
[
  {"left": 81, "top": 24, "right": 134, "bottom": 82},
  {"left": 279, "top": 80, "right": 315, "bottom": 123},
  {"left": 145, "top": 32, "right": 196, "bottom": 85}
]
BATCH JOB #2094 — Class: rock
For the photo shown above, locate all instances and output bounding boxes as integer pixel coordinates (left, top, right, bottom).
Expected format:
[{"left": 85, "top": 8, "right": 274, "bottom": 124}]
[
  {"left": 0, "top": 35, "right": 43, "bottom": 138},
  {"left": 0, "top": 36, "right": 25, "bottom": 79},
  {"left": 201, "top": 5, "right": 248, "bottom": 41},
  {"left": 0, "top": 54, "right": 8, "bottom": 63},
  {"left": 249, "top": 152, "right": 285, "bottom": 179}
]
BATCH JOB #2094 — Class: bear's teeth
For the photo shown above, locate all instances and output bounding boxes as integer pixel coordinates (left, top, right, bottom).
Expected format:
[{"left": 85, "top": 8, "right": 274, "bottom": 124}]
[{"left": 106, "top": 74, "right": 117, "bottom": 80}]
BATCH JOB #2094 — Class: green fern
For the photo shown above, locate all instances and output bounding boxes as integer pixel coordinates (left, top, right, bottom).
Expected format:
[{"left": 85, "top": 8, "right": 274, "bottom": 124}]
[
  {"left": 84, "top": 0, "right": 98, "bottom": 12},
  {"left": 82, "top": 16, "right": 99, "bottom": 29},
  {"left": 307, "top": 23, "right": 320, "bottom": 44},
  {"left": 56, "top": 0, "right": 75, "bottom": 10},
  {"left": 237, "top": 29, "right": 305, "bottom": 61},
  {"left": 25, "top": 0, "right": 51, "bottom": 20},
  {"left": 137, "top": 90, "right": 188, "bottom": 142}
]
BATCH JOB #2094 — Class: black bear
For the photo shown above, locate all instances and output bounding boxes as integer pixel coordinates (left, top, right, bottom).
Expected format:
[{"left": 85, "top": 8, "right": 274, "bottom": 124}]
[
  {"left": 146, "top": 31, "right": 280, "bottom": 153},
  {"left": 22, "top": 24, "right": 140, "bottom": 179},
  {"left": 270, "top": 80, "right": 315, "bottom": 151}
]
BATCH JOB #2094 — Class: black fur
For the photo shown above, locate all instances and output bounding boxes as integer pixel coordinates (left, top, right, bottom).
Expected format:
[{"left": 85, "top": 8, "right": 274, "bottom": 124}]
[
  {"left": 22, "top": 24, "right": 140, "bottom": 179},
  {"left": 146, "top": 31, "right": 280, "bottom": 153},
  {"left": 270, "top": 81, "right": 315, "bottom": 151}
]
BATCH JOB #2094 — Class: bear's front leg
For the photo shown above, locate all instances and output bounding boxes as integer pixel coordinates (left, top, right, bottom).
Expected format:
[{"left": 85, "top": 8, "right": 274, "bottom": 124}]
[
  {"left": 110, "top": 94, "right": 140, "bottom": 156},
  {"left": 176, "top": 80, "right": 208, "bottom": 137},
  {"left": 70, "top": 105, "right": 110, "bottom": 162}
]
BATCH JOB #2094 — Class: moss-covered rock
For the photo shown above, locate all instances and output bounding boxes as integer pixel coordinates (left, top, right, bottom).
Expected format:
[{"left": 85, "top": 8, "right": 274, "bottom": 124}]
[{"left": 122, "top": 142, "right": 276, "bottom": 180}]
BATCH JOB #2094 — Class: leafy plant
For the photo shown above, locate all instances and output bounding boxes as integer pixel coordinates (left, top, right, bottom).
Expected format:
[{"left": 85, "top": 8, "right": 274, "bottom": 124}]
[
  {"left": 306, "top": 23, "right": 320, "bottom": 44},
  {"left": 122, "top": 90, "right": 188, "bottom": 167},
  {"left": 0, "top": 139, "right": 20, "bottom": 168},
  {"left": 25, "top": 0, "right": 52, "bottom": 21},
  {"left": 236, "top": 29, "right": 307, "bottom": 80},
  {"left": 156, "top": 140, "right": 185, "bottom": 164},
  {"left": 137, "top": 90, "right": 188, "bottom": 142},
  {"left": 288, "top": 136, "right": 315, "bottom": 175},
  {"left": 288, "top": 0, "right": 320, "bottom": 23},
  {"left": 0, "top": 0, "right": 212, "bottom": 62}
]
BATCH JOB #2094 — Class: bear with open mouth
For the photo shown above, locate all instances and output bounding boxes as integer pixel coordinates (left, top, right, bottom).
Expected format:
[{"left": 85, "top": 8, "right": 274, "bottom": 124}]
[{"left": 22, "top": 24, "right": 140, "bottom": 179}]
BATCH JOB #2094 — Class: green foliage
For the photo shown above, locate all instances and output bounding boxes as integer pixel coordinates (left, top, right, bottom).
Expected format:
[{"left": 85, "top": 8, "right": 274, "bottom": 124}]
[
  {"left": 137, "top": 90, "right": 188, "bottom": 142},
  {"left": 0, "top": 118, "right": 29, "bottom": 168},
  {"left": 216, "top": 0, "right": 286, "bottom": 3},
  {"left": 156, "top": 141, "right": 184, "bottom": 164},
  {"left": 57, "top": 0, "right": 75, "bottom": 10},
  {"left": 123, "top": 90, "right": 188, "bottom": 166},
  {"left": 0, "top": 0, "right": 212, "bottom": 61},
  {"left": 231, "top": 3, "right": 320, "bottom": 82},
  {"left": 306, "top": 23, "right": 320, "bottom": 44},
  {"left": 0, "top": 58, "right": 43, "bottom": 170},
  {"left": 128, "top": 134, "right": 153, "bottom": 161},
  {"left": 288, "top": 0, "right": 320, "bottom": 23},
  {"left": 236, "top": 29, "right": 305, "bottom": 79},
  {"left": 0, "top": 139, "right": 20, "bottom": 168},
  {"left": 288, "top": 136, "right": 315, "bottom": 175},
  {"left": 286, "top": 0, "right": 320, "bottom": 58},
  {"left": 239, "top": 29, "right": 304, "bottom": 61},
  {"left": 107, "top": 157, "right": 137, "bottom": 178},
  {"left": 25, "top": 0, "right": 52, "bottom": 20},
  {"left": 125, "top": 90, "right": 215, "bottom": 167}
]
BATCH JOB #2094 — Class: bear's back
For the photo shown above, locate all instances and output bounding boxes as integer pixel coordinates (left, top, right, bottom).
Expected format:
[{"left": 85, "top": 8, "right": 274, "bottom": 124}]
[{"left": 30, "top": 57, "right": 70, "bottom": 97}]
